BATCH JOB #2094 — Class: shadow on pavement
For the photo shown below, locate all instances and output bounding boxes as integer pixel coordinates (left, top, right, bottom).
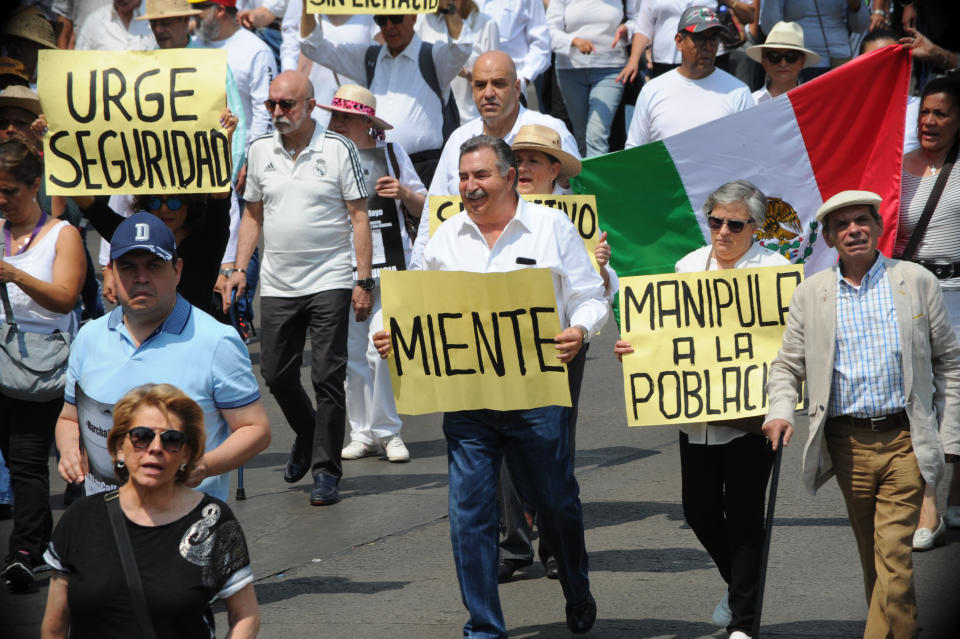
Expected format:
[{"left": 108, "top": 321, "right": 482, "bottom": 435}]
[
  {"left": 508, "top": 618, "right": 717, "bottom": 637},
  {"left": 251, "top": 576, "right": 409, "bottom": 605},
  {"left": 589, "top": 547, "right": 713, "bottom": 573},
  {"left": 582, "top": 500, "right": 685, "bottom": 529},
  {"left": 575, "top": 446, "right": 659, "bottom": 469}
]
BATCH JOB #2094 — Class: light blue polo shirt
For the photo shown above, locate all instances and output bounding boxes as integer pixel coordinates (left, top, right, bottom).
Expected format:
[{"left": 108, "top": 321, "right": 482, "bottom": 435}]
[{"left": 65, "top": 295, "right": 261, "bottom": 501}]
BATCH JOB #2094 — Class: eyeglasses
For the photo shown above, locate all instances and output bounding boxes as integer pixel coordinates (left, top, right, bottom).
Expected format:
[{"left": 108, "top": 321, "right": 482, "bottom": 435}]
[
  {"left": 684, "top": 32, "right": 721, "bottom": 48},
  {"left": 763, "top": 50, "right": 804, "bottom": 64},
  {"left": 707, "top": 215, "right": 753, "bottom": 233},
  {"left": 145, "top": 196, "right": 183, "bottom": 211},
  {"left": 127, "top": 426, "right": 187, "bottom": 453},
  {"left": 264, "top": 98, "right": 308, "bottom": 112},
  {"left": 374, "top": 15, "right": 405, "bottom": 27}
]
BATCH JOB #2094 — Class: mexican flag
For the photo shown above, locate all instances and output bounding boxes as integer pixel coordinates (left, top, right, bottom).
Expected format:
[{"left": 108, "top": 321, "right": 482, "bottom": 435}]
[{"left": 573, "top": 44, "right": 911, "bottom": 280}]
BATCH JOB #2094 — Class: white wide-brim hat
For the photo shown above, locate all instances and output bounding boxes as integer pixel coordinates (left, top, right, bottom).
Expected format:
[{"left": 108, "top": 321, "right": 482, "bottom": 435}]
[
  {"left": 317, "top": 85, "right": 393, "bottom": 131},
  {"left": 511, "top": 124, "right": 581, "bottom": 179},
  {"left": 747, "top": 21, "right": 821, "bottom": 68},
  {"left": 135, "top": 0, "right": 202, "bottom": 21}
]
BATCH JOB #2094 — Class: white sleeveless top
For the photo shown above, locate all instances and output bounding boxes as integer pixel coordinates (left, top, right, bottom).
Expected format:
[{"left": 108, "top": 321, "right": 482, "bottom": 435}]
[{"left": 1, "top": 220, "right": 78, "bottom": 335}]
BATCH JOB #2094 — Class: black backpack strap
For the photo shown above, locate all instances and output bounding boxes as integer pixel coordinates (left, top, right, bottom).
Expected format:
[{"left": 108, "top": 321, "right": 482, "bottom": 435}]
[
  {"left": 363, "top": 44, "right": 380, "bottom": 88},
  {"left": 417, "top": 41, "right": 442, "bottom": 102},
  {"left": 105, "top": 491, "right": 157, "bottom": 639}
]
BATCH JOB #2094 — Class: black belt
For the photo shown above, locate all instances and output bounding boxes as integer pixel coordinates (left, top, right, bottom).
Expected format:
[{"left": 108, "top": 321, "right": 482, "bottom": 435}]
[
  {"left": 826, "top": 410, "right": 909, "bottom": 432},
  {"left": 912, "top": 259, "right": 960, "bottom": 280},
  {"left": 266, "top": 20, "right": 282, "bottom": 31}
]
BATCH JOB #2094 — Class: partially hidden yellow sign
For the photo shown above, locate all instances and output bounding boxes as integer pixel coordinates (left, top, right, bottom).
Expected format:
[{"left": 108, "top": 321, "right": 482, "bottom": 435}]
[
  {"left": 381, "top": 269, "right": 571, "bottom": 415},
  {"left": 38, "top": 49, "right": 230, "bottom": 195},
  {"left": 428, "top": 194, "right": 602, "bottom": 270},
  {"left": 307, "top": 0, "right": 439, "bottom": 14},
  {"left": 619, "top": 265, "right": 803, "bottom": 426}
]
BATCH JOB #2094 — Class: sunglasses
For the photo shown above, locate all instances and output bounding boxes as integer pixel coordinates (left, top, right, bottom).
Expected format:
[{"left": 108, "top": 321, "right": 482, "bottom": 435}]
[
  {"left": 127, "top": 426, "right": 187, "bottom": 453},
  {"left": 684, "top": 32, "right": 721, "bottom": 48},
  {"left": 145, "top": 196, "right": 183, "bottom": 211},
  {"left": 707, "top": 215, "right": 753, "bottom": 233},
  {"left": 763, "top": 50, "right": 804, "bottom": 64},
  {"left": 0, "top": 117, "right": 31, "bottom": 130},
  {"left": 264, "top": 98, "right": 308, "bottom": 112},
  {"left": 374, "top": 15, "right": 405, "bottom": 27}
]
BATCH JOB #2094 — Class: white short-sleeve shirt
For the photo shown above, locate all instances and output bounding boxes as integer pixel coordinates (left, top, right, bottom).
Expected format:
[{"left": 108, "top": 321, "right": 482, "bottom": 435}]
[{"left": 244, "top": 123, "right": 368, "bottom": 297}]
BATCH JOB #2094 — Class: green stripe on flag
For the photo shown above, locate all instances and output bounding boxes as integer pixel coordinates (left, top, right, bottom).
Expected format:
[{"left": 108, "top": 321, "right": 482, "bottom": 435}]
[{"left": 571, "top": 142, "right": 705, "bottom": 279}]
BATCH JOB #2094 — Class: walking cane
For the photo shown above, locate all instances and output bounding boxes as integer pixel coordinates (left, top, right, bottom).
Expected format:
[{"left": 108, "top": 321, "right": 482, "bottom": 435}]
[
  {"left": 236, "top": 466, "right": 246, "bottom": 501},
  {"left": 751, "top": 432, "right": 785, "bottom": 639}
]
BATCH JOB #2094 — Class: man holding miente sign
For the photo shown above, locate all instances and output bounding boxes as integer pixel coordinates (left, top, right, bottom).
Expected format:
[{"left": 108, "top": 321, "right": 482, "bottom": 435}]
[
  {"left": 374, "top": 135, "right": 606, "bottom": 637},
  {"left": 615, "top": 181, "right": 797, "bottom": 639}
]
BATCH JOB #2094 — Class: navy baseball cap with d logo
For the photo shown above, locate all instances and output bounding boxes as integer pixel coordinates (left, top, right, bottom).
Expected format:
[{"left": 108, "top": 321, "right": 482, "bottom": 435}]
[{"left": 110, "top": 211, "right": 177, "bottom": 262}]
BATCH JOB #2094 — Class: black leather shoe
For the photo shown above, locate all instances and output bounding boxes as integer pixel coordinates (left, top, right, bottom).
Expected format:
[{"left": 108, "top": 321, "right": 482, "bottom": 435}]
[
  {"left": 497, "top": 558, "right": 531, "bottom": 583},
  {"left": 309, "top": 475, "right": 340, "bottom": 506},
  {"left": 544, "top": 556, "right": 559, "bottom": 580},
  {"left": 565, "top": 592, "right": 596, "bottom": 634},
  {"left": 284, "top": 439, "right": 311, "bottom": 484}
]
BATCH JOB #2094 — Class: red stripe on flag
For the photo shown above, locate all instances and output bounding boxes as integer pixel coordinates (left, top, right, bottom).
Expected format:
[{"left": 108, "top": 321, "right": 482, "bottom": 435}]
[{"left": 788, "top": 45, "right": 911, "bottom": 257}]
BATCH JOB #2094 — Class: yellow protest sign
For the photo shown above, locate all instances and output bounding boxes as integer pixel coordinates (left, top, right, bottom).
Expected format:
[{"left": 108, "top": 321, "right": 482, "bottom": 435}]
[
  {"left": 307, "top": 0, "right": 439, "bottom": 14},
  {"left": 619, "top": 265, "right": 803, "bottom": 426},
  {"left": 428, "top": 194, "right": 602, "bottom": 269},
  {"left": 381, "top": 269, "right": 571, "bottom": 415},
  {"left": 38, "top": 49, "right": 230, "bottom": 195}
]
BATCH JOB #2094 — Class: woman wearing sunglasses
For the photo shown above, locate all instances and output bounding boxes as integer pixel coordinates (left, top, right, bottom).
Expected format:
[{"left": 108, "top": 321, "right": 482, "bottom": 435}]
[
  {"left": 71, "top": 110, "right": 239, "bottom": 318},
  {"left": 745, "top": 21, "right": 819, "bottom": 104},
  {"left": 615, "top": 181, "right": 787, "bottom": 639},
  {"left": 41, "top": 383, "right": 259, "bottom": 639}
]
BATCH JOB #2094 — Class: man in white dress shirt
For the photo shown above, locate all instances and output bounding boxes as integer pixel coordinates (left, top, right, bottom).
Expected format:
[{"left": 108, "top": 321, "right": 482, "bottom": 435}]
[
  {"left": 409, "top": 50, "right": 579, "bottom": 269},
  {"left": 374, "top": 135, "right": 605, "bottom": 638},
  {"left": 299, "top": 0, "right": 472, "bottom": 186},
  {"left": 478, "top": 0, "right": 550, "bottom": 93}
]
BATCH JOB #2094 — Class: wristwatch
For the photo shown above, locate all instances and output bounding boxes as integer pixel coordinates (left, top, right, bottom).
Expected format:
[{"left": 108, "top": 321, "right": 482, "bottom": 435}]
[
  {"left": 573, "top": 324, "right": 589, "bottom": 344},
  {"left": 357, "top": 277, "right": 376, "bottom": 291},
  {"left": 220, "top": 267, "right": 246, "bottom": 277},
  {"left": 439, "top": 2, "right": 457, "bottom": 14}
]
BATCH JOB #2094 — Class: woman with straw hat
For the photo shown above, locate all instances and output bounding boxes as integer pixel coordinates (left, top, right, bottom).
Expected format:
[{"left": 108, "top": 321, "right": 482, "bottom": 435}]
[
  {"left": 746, "top": 21, "right": 820, "bottom": 103},
  {"left": 317, "top": 84, "right": 426, "bottom": 464}
]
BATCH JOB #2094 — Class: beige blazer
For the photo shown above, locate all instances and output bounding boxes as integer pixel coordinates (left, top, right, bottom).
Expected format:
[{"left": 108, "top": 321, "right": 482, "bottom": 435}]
[{"left": 765, "top": 256, "right": 960, "bottom": 494}]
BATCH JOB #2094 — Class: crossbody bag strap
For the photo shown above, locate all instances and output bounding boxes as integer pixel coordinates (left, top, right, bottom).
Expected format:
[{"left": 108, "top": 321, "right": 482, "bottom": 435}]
[
  {"left": 105, "top": 491, "right": 158, "bottom": 639},
  {"left": 0, "top": 242, "right": 17, "bottom": 328},
  {"left": 899, "top": 142, "right": 959, "bottom": 261},
  {"left": 385, "top": 142, "right": 409, "bottom": 216}
]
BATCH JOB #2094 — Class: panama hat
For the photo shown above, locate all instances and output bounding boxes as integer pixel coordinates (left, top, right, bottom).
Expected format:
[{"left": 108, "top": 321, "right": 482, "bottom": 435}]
[
  {"left": 317, "top": 85, "right": 393, "bottom": 131},
  {"left": 0, "top": 85, "right": 42, "bottom": 117},
  {"left": 510, "top": 124, "right": 581, "bottom": 179},
  {"left": 136, "top": 0, "right": 203, "bottom": 21},
  {"left": 1, "top": 6, "right": 57, "bottom": 50},
  {"left": 815, "top": 190, "right": 882, "bottom": 224},
  {"left": 747, "top": 21, "right": 821, "bottom": 67}
]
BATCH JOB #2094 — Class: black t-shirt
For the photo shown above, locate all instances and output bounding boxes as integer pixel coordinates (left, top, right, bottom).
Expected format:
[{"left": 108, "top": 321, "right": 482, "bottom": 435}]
[{"left": 45, "top": 492, "right": 252, "bottom": 639}]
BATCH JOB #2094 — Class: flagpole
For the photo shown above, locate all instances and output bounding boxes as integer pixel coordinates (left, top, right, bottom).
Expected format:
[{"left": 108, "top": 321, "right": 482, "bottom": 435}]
[{"left": 752, "top": 432, "right": 784, "bottom": 638}]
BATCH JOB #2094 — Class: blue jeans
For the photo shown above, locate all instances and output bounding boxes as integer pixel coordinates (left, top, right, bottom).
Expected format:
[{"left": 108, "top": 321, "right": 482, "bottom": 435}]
[
  {"left": 555, "top": 66, "right": 624, "bottom": 157},
  {"left": 234, "top": 247, "right": 260, "bottom": 324},
  {"left": 444, "top": 406, "right": 590, "bottom": 638},
  {"left": 0, "top": 448, "right": 11, "bottom": 505}
]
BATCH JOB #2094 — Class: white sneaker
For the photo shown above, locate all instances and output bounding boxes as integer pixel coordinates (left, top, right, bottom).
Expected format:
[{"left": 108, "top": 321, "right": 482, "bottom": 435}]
[
  {"left": 381, "top": 435, "right": 410, "bottom": 463},
  {"left": 912, "top": 517, "right": 946, "bottom": 550},
  {"left": 712, "top": 593, "right": 732, "bottom": 627},
  {"left": 945, "top": 506, "right": 960, "bottom": 529},
  {"left": 341, "top": 440, "right": 378, "bottom": 460},
  {"left": 729, "top": 632, "right": 751, "bottom": 639}
]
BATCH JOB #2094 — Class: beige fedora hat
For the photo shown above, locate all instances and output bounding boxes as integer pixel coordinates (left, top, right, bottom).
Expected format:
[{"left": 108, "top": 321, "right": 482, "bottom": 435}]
[
  {"left": 317, "top": 85, "right": 393, "bottom": 130},
  {"left": 136, "top": 0, "right": 203, "bottom": 21},
  {"left": 747, "top": 21, "right": 821, "bottom": 68},
  {"left": 0, "top": 85, "right": 42, "bottom": 116},
  {"left": 815, "top": 190, "right": 882, "bottom": 224},
  {"left": 511, "top": 124, "right": 581, "bottom": 179},
  {"left": 0, "top": 6, "right": 57, "bottom": 50}
]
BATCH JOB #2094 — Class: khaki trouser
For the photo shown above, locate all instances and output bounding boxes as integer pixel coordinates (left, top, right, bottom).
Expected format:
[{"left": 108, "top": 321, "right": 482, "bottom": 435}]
[{"left": 825, "top": 421, "right": 924, "bottom": 639}]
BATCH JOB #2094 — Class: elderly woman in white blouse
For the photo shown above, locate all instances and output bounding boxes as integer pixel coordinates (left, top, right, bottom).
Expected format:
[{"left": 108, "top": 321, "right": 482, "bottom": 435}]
[{"left": 615, "top": 180, "right": 787, "bottom": 639}]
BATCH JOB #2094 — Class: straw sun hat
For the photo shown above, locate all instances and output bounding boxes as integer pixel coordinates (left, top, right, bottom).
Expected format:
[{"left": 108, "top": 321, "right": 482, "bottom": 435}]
[
  {"left": 317, "top": 85, "right": 393, "bottom": 131},
  {"left": 746, "top": 21, "right": 821, "bottom": 68},
  {"left": 510, "top": 124, "right": 581, "bottom": 179},
  {"left": 1, "top": 6, "right": 58, "bottom": 50},
  {"left": 135, "top": 0, "right": 203, "bottom": 21}
]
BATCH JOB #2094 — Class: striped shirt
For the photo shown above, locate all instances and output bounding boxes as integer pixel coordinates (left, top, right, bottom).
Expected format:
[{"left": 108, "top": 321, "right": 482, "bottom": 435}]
[
  {"left": 895, "top": 169, "right": 960, "bottom": 291},
  {"left": 829, "top": 255, "right": 905, "bottom": 418}
]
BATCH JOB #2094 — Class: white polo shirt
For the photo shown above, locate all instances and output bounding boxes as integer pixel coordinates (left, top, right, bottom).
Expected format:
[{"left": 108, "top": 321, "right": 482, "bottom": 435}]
[{"left": 244, "top": 122, "right": 368, "bottom": 297}]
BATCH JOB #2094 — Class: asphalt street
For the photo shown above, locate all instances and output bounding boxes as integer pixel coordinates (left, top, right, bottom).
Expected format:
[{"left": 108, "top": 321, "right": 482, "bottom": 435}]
[{"left": 2, "top": 287, "right": 959, "bottom": 638}]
